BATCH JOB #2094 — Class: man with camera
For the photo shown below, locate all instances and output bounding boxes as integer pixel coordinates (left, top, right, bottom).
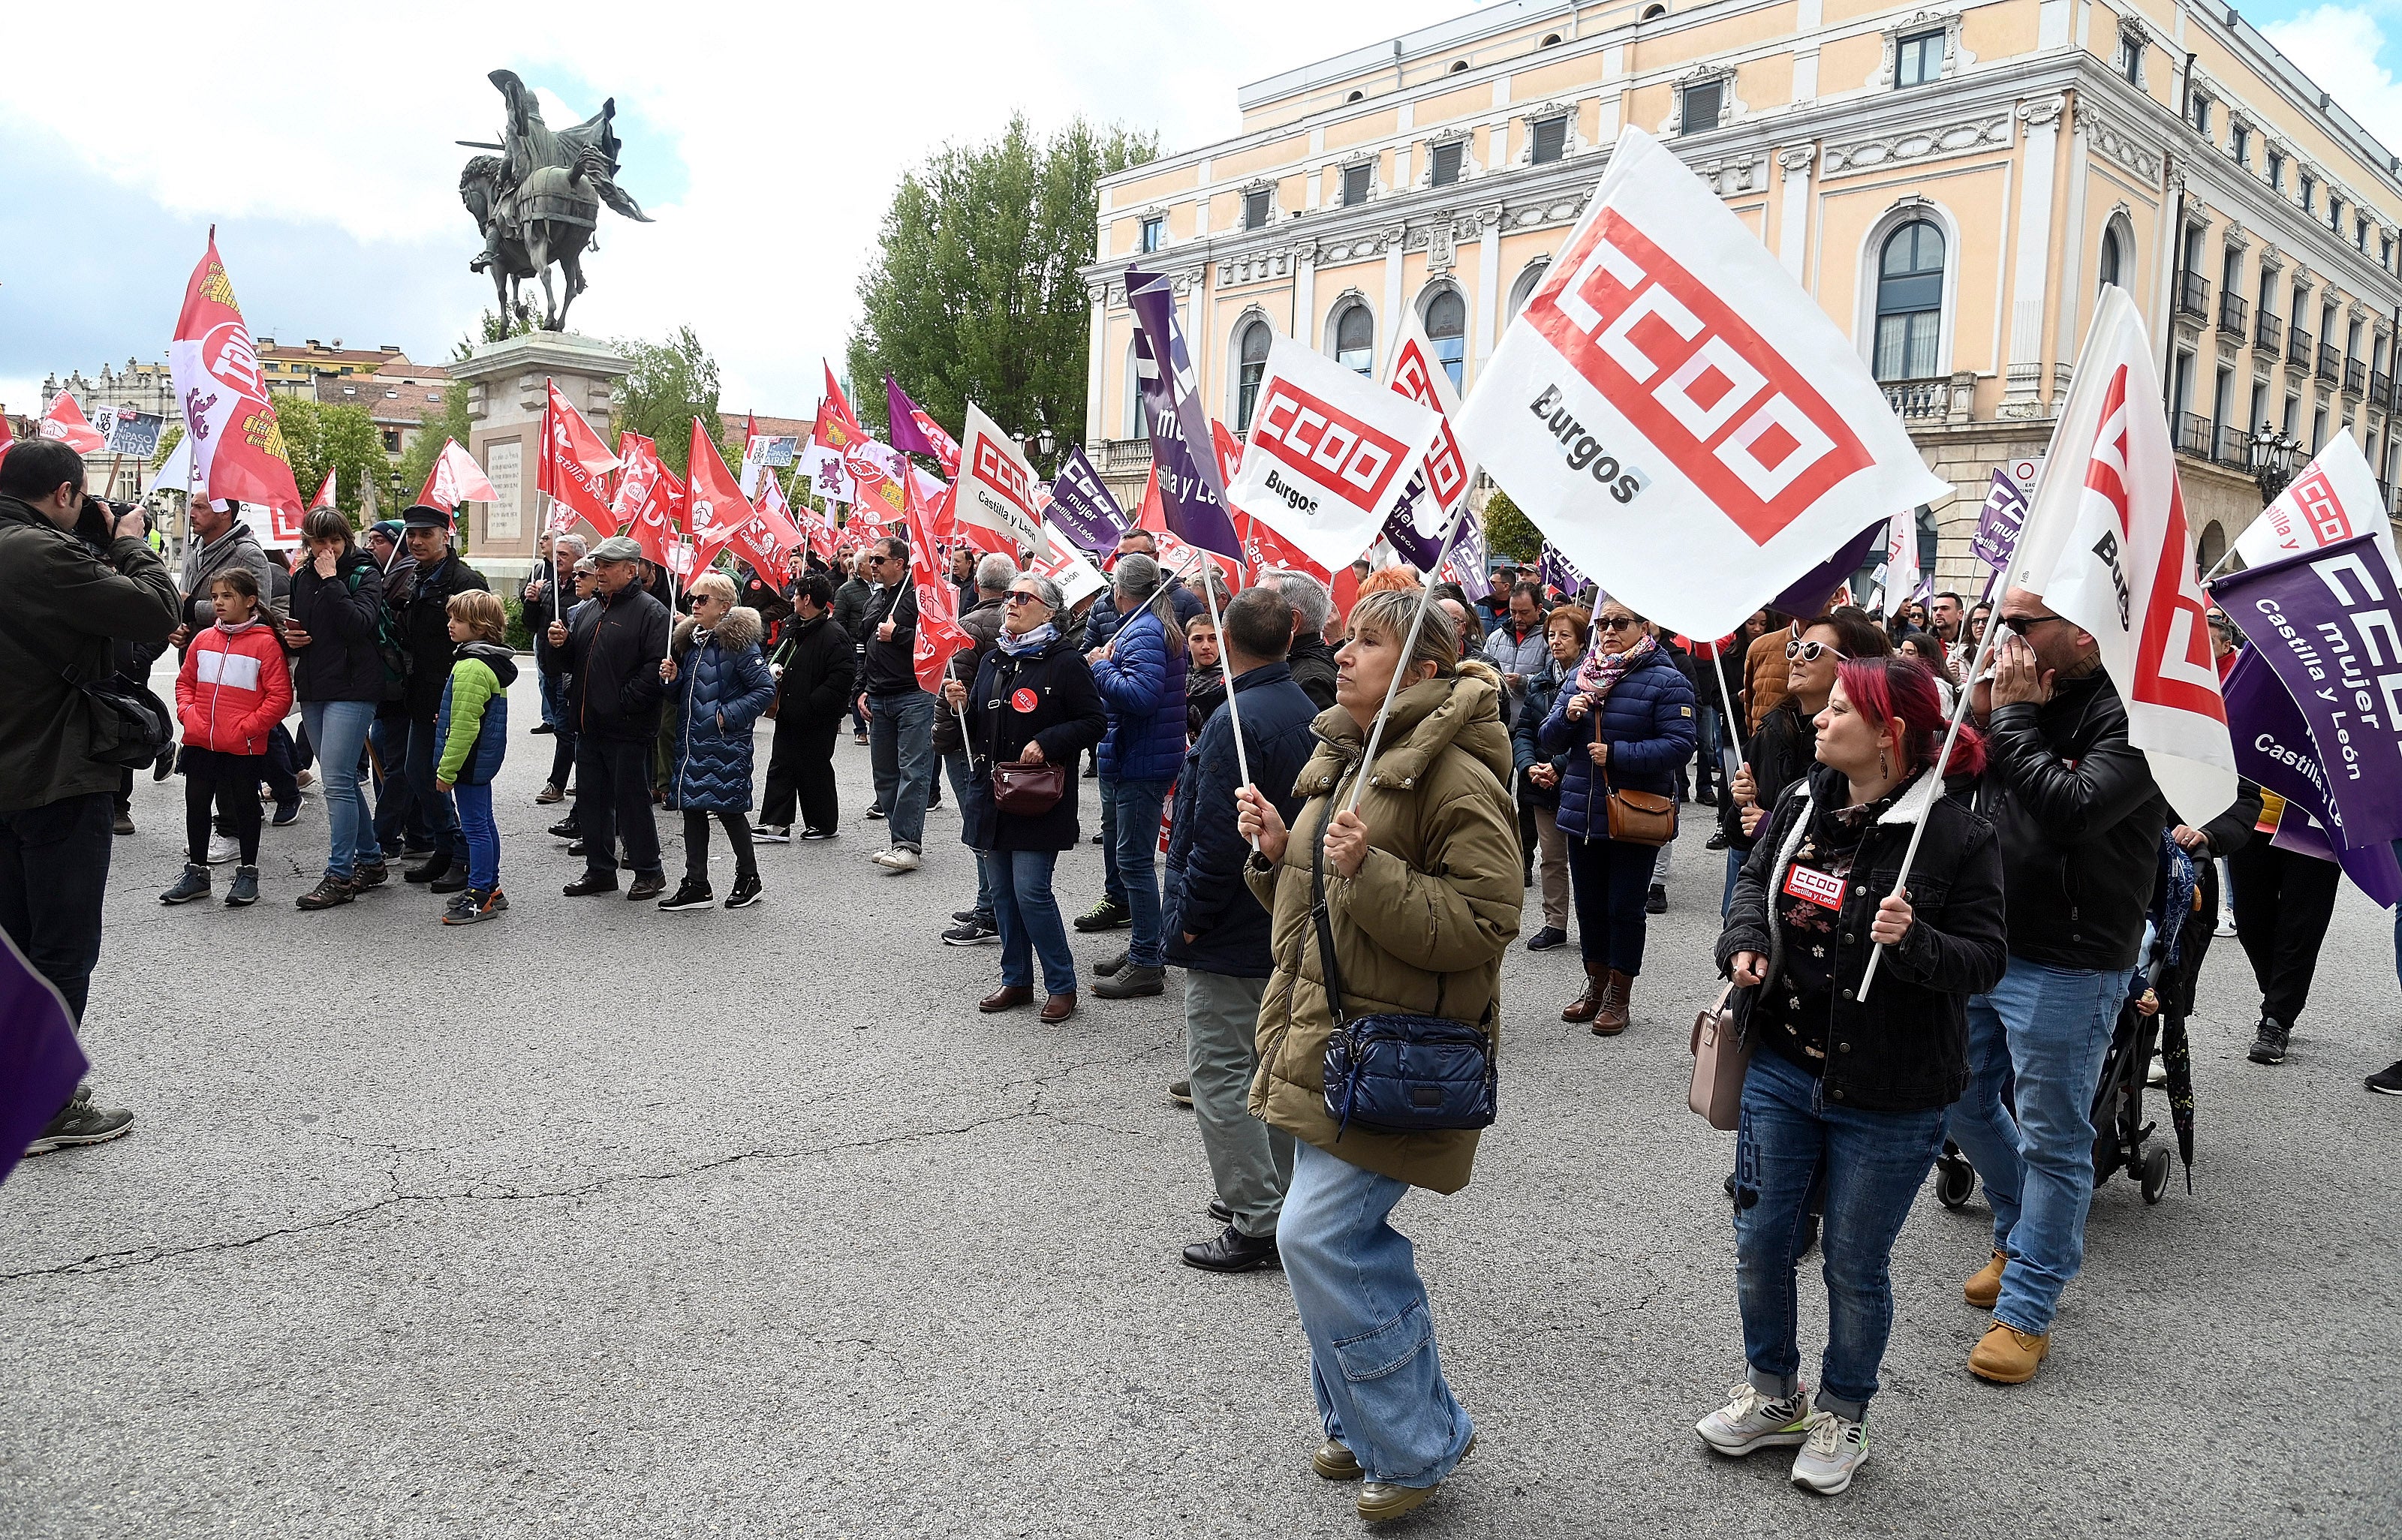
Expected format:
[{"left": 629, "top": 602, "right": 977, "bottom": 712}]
[{"left": 0, "top": 439, "right": 181, "bottom": 1154}]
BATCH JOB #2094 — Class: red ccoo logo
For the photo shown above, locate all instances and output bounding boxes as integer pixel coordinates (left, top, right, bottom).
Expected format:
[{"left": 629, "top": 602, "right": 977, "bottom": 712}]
[
  {"left": 973, "top": 437, "right": 1034, "bottom": 513},
  {"left": 1252, "top": 380, "right": 1412, "bottom": 510},
  {"left": 1527, "top": 209, "right": 1871, "bottom": 546},
  {"left": 1389, "top": 340, "right": 1469, "bottom": 510}
]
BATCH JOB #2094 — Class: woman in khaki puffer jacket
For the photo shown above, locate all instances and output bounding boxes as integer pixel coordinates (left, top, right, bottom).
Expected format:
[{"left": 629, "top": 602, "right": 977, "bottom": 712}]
[{"left": 1234, "top": 589, "right": 1519, "bottom": 1526}]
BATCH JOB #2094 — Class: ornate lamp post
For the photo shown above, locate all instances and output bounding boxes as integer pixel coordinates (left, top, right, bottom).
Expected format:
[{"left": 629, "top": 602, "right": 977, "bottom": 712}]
[
  {"left": 2245, "top": 422, "right": 2303, "bottom": 504},
  {"left": 1034, "top": 428, "right": 1058, "bottom": 479}
]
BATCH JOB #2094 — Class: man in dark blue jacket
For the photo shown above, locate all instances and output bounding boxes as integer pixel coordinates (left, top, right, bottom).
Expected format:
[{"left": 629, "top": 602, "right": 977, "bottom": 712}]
[
  {"left": 1080, "top": 555, "right": 1187, "bottom": 997},
  {"left": 1082, "top": 530, "right": 1205, "bottom": 648},
  {"left": 1161, "top": 586, "right": 1317, "bottom": 1272}
]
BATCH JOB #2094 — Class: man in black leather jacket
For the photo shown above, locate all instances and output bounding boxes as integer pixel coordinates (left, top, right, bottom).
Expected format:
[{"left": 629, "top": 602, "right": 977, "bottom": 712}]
[{"left": 1949, "top": 588, "right": 2166, "bottom": 1386}]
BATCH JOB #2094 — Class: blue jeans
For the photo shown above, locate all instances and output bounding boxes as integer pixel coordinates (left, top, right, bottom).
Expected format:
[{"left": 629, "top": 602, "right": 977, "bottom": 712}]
[
  {"left": 1735, "top": 1048, "right": 1946, "bottom": 1421},
  {"left": 868, "top": 690, "right": 936, "bottom": 852},
  {"left": 1100, "top": 776, "right": 1173, "bottom": 967},
  {"left": 1281, "top": 1141, "right": 1475, "bottom": 1488},
  {"left": 990, "top": 849, "right": 1076, "bottom": 995},
  {"left": 370, "top": 712, "right": 429, "bottom": 855},
  {"left": 1720, "top": 846, "right": 1744, "bottom": 919},
  {"left": 1946, "top": 957, "right": 2123, "bottom": 1335},
  {"left": 453, "top": 781, "right": 499, "bottom": 892},
  {"left": 404, "top": 717, "right": 462, "bottom": 862},
  {"left": 538, "top": 664, "right": 570, "bottom": 730},
  {"left": 1696, "top": 704, "right": 1723, "bottom": 799},
  {"left": 1565, "top": 832, "right": 1656, "bottom": 973},
  {"left": 944, "top": 747, "right": 994, "bottom": 919},
  {"left": 299, "top": 700, "right": 380, "bottom": 880}
]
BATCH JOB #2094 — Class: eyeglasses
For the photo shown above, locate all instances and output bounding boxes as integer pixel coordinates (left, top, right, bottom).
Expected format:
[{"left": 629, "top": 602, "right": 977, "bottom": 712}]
[
  {"left": 2000, "top": 613, "right": 2066, "bottom": 638},
  {"left": 1595, "top": 615, "right": 1641, "bottom": 633},
  {"left": 1785, "top": 637, "right": 1847, "bottom": 663},
  {"left": 1004, "top": 591, "right": 1049, "bottom": 607}
]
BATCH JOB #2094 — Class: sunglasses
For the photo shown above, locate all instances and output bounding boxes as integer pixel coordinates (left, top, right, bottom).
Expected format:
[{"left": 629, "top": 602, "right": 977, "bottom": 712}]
[
  {"left": 1595, "top": 615, "right": 1642, "bottom": 633},
  {"left": 1785, "top": 637, "right": 1847, "bottom": 663},
  {"left": 2001, "top": 613, "right": 2066, "bottom": 637},
  {"left": 1004, "top": 591, "right": 1050, "bottom": 606}
]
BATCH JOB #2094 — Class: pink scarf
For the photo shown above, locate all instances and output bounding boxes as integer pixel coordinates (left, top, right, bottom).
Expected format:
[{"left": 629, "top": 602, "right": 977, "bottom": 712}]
[{"left": 1573, "top": 630, "right": 1655, "bottom": 705}]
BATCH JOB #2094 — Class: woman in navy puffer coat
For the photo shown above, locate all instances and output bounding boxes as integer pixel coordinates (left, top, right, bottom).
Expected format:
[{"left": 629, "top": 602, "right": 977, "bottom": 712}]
[
  {"left": 1085, "top": 555, "right": 1189, "bottom": 979},
  {"left": 1540, "top": 597, "right": 1697, "bottom": 1033},
  {"left": 661, "top": 579, "right": 777, "bottom": 908}
]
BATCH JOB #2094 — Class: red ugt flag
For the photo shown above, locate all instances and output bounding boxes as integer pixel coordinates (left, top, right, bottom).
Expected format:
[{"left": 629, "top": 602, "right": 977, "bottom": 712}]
[
  {"left": 685, "top": 418, "right": 751, "bottom": 572},
  {"left": 168, "top": 232, "right": 305, "bottom": 534},
  {"left": 904, "top": 465, "right": 969, "bottom": 694},
  {"left": 537, "top": 380, "right": 622, "bottom": 537},
  {"left": 40, "top": 393, "right": 107, "bottom": 455},
  {"left": 610, "top": 432, "right": 677, "bottom": 566},
  {"left": 417, "top": 438, "right": 498, "bottom": 512}
]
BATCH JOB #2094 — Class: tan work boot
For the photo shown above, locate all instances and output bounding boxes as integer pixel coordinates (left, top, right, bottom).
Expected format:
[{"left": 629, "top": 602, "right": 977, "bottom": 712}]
[
  {"left": 1356, "top": 1432, "right": 1474, "bottom": 1524},
  {"left": 1593, "top": 968, "right": 1633, "bottom": 1036},
  {"left": 1561, "top": 963, "right": 1606, "bottom": 1023},
  {"left": 1964, "top": 1249, "right": 2007, "bottom": 1310},
  {"left": 1967, "top": 1319, "right": 2050, "bottom": 1383},
  {"left": 1312, "top": 1439, "right": 1361, "bottom": 1481}
]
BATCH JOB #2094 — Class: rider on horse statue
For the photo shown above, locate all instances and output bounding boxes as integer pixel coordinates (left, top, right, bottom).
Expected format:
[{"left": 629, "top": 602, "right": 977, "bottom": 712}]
[{"left": 460, "top": 70, "right": 651, "bottom": 330}]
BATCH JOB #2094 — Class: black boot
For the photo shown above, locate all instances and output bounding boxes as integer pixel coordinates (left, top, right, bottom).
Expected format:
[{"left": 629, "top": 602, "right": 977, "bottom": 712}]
[{"left": 1181, "top": 1225, "right": 1280, "bottom": 1273}]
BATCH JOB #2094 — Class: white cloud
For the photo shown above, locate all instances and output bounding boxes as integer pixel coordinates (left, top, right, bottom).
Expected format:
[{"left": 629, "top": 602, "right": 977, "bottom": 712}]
[
  {"left": 2262, "top": 5, "right": 2402, "bottom": 151},
  {"left": 2, "top": 1, "right": 1486, "bottom": 420}
]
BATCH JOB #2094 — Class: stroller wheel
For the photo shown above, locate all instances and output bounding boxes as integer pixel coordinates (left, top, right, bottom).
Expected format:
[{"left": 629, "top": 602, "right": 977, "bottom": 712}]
[
  {"left": 2140, "top": 1145, "right": 2172, "bottom": 1205},
  {"left": 1935, "top": 1152, "right": 1976, "bottom": 1211}
]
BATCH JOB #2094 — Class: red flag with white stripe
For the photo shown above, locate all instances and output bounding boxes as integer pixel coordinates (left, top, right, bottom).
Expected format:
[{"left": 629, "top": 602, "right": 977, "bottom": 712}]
[
  {"left": 537, "top": 380, "right": 622, "bottom": 537},
  {"left": 309, "top": 470, "right": 337, "bottom": 510},
  {"left": 417, "top": 438, "right": 498, "bottom": 512},
  {"left": 40, "top": 393, "right": 107, "bottom": 455}
]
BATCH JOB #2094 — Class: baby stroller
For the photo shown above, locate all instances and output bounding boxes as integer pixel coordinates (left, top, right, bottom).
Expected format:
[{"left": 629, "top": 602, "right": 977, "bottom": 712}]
[{"left": 2089, "top": 926, "right": 2177, "bottom": 1205}]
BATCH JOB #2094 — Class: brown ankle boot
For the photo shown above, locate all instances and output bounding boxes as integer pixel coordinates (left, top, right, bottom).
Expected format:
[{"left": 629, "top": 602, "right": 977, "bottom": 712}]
[
  {"left": 1561, "top": 963, "right": 1606, "bottom": 1022},
  {"left": 1593, "top": 969, "right": 1633, "bottom": 1036}
]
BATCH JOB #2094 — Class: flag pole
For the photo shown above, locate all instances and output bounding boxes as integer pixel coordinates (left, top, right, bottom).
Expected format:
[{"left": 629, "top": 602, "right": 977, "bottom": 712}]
[
  {"left": 1344, "top": 498, "right": 1471, "bottom": 817},
  {"left": 1853, "top": 595, "right": 2011, "bottom": 1003}
]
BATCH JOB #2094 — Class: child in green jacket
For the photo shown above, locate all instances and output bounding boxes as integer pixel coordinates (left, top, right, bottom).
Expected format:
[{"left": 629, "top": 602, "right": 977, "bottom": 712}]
[{"left": 434, "top": 590, "right": 518, "bottom": 924}]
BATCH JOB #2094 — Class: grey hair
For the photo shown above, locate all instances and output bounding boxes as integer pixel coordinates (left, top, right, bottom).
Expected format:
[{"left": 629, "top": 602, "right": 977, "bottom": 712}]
[
  {"left": 1017, "top": 573, "right": 1065, "bottom": 611},
  {"left": 553, "top": 533, "right": 588, "bottom": 558},
  {"left": 1269, "top": 570, "right": 1332, "bottom": 635},
  {"left": 975, "top": 552, "right": 1019, "bottom": 594},
  {"left": 1112, "top": 552, "right": 1161, "bottom": 601}
]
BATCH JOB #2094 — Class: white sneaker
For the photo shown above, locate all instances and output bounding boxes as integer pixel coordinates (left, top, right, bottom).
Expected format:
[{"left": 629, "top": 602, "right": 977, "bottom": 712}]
[
  {"left": 871, "top": 847, "right": 920, "bottom": 872},
  {"left": 206, "top": 833, "right": 241, "bottom": 865},
  {"left": 1789, "top": 1409, "right": 1869, "bottom": 1494},
  {"left": 2214, "top": 913, "right": 2237, "bottom": 938},
  {"left": 755, "top": 826, "right": 791, "bottom": 844},
  {"left": 1695, "top": 1382, "right": 1814, "bottom": 1455}
]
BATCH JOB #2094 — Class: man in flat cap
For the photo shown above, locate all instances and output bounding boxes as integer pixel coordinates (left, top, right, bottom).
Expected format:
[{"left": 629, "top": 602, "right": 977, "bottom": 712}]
[
  {"left": 394, "top": 506, "right": 489, "bottom": 892},
  {"left": 550, "top": 535, "right": 670, "bottom": 901}
]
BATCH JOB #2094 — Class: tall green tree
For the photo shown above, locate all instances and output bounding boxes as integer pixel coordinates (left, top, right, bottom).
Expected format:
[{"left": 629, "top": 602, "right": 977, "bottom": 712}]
[
  {"left": 1479, "top": 486, "right": 1542, "bottom": 562},
  {"left": 612, "top": 325, "right": 722, "bottom": 477},
  {"left": 274, "top": 396, "right": 388, "bottom": 520},
  {"left": 396, "top": 382, "right": 475, "bottom": 505},
  {"left": 848, "top": 115, "right": 1156, "bottom": 449}
]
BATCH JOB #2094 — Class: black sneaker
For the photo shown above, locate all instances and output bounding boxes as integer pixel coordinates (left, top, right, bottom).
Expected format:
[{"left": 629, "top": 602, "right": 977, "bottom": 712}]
[
  {"left": 429, "top": 869, "right": 471, "bottom": 895},
  {"left": 942, "top": 917, "right": 999, "bottom": 946},
  {"left": 1646, "top": 883, "right": 1668, "bottom": 915},
  {"left": 658, "top": 879, "right": 715, "bottom": 911},
  {"left": 1525, "top": 925, "right": 1567, "bottom": 952},
  {"left": 271, "top": 799, "right": 303, "bottom": 827},
  {"left": 725, "top": 874, "right": 764, "bottom": 909},
  {"left": 1705, "top": 831, "right": 1730, "bottom": 851},
  {"left": 2248, "top": 1018, "right": 2291, "bottom": 1065},
  {"left": 225, "top": 865, "right": 260, "bottom": 907},
  {"left": 799, "top": 828, "right": 838, "bottom": 841},
  {"left": 548, "top": 817, "right": 579, "bottom": 840},
  {"left": 25, "top": 1096, "right": 134, "bottom": 1155},
  {"left": 953, "top": 908, "right": 982, "bottom": 925},
  {"left": 865, "top": 805, "right": 885, "bottom": 820},
  {"left": 628, "top": 874, "right": 668, "bottom": 902},
  {"left": 1074, "top": 898, "right": 1132, "bottom": 933},
  {"left": 160, "top": 864, "right": 211, "bottom": 904},
  {"left": 113, "top": 808, "right": 135, "bottom": 836},
  {"left": 2367, "top": 1059, "right": 2402, "bottom": 1096},
  {"left": 755, "top": 826, "right": 792, "bottom": 844},
  {"left": 1181, "top": 1225, "right": 1281, "bottom": 1274},
  {"left": 563, "top": 872, "right": 618, "bottom": 897}
]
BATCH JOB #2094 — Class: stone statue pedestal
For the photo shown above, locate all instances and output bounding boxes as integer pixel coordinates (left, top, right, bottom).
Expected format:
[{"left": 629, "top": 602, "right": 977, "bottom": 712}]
[{"left": 447, "top": 332, "right": 628, "bottom": 579}]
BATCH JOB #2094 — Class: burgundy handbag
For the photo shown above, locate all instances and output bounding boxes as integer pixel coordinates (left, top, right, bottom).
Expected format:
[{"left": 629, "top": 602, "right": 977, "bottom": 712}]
[{"left": 991, "top": 759, "right": 1067, "bottom": 817}]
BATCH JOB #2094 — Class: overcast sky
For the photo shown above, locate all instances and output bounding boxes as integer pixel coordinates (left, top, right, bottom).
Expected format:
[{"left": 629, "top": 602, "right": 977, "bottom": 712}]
[{"left": 2, "top": 0, "right": 2394, "bottom": 429}]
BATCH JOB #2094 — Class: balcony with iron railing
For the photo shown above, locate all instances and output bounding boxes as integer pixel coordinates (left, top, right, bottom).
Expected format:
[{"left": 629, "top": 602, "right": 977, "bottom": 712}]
[
  {"left": 2175, "top": 271, "right": 2211, "bottom": 320},
  {"left": 2374, "top": 371, "right": 2393, "bottom": 408},
  {"left": 2347, "top": 359, "right": 2368, "bottom": 396},
  {"left": 2256, "top": 312, "right": 2283, "bottom": 353},
  {"left": 2319, "top": 342, "right": 2343, "bottom": 383},
  {"left": 2175, "top": 412, "right": 2217, "bottom": 459},
  {"left": 2214, "top": 423, "right": 2253, "bottom": 470},
  {"left": 2288, "top": 325, "right": 2314, "bottom": 367},
  {"left": 2218, "top": 291, "right": 2249, "bottom": 336}
]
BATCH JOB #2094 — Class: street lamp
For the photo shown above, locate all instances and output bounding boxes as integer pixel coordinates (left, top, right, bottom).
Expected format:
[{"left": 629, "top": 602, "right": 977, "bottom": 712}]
[
  {"left": 2246, "top": 421, "right": 2302, "bottom": 504},
  {"left": 1034, "top": 428, "right": 1057, "bottom": 477}
]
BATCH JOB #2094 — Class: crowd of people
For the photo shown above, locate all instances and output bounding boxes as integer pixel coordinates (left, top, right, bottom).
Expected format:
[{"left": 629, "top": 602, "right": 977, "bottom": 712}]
[{"left": 6, "top": 431, "right": 2399, "bottom": 1519}]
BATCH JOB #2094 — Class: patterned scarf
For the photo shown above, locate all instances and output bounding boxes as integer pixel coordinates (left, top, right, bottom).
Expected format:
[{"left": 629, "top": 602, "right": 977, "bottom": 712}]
[
  {"left": 1573, "top": 628, "right": 1655, "bottom": 704},
  {"left": 998, "top": 621, "right": 1057, "bottom": 657}
]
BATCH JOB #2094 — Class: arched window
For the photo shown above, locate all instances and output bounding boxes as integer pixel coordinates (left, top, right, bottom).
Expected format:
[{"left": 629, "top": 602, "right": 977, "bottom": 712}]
[
  {"left": 1423, "top": 289, "right": 1467, "bottom": 390},
  {"left": 1334, "top": 302, "right": 1374, "bottom": 374},
  {"left": 2099, "top": 227, "right": 2123, "bottom": 291},
  {"left": 2196, "top": 519, "right": 2226, "bottom": 582},
  {"left": 1507, "top": 260, "right": 1550, "bottom": 322},
  {"left": 1233, "top": 318, "right": 1272, "bottom": 432},
  {"left": 1124, "top": 338, "right": 1151, "bottom": 440},
  {"left": 1873, "top": 220, "right": 1945, "bottom": 380}
]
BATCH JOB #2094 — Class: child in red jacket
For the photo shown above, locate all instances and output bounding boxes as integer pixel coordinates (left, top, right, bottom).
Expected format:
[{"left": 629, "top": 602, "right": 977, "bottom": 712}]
[{"left": 162, "top": 568, "right": 293, "bottom": 907}]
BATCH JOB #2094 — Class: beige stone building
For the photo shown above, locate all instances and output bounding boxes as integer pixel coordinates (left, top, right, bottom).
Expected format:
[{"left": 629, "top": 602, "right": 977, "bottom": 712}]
[{"left": 1083, "top": 0, "right": 2402, "bottom": 585}]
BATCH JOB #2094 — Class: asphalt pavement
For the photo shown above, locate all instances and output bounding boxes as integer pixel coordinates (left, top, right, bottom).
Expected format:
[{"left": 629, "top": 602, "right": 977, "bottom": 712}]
[{"left": 4, "top": 661, "right": 2397, "bottom": 1538}]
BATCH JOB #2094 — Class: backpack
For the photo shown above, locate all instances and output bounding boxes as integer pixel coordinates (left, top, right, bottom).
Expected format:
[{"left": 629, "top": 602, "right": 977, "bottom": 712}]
[{"left": 345, "top": 565, "right": 411, "bottom": 699}]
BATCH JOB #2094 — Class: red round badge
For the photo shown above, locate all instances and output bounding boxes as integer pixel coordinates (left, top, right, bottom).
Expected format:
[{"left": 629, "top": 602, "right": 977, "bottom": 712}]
[{"left": 1011, "top": 687, "right": 1040, "bottom": 713}]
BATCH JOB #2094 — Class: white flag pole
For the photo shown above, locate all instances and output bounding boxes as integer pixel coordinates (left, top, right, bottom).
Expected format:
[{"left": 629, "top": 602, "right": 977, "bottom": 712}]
[
  {"left": 1853, "top": 598, "right": 2010, "bottom": 1003},
  {"left": 1344, "top": 498, "right": 1471, "bottom": 817}
]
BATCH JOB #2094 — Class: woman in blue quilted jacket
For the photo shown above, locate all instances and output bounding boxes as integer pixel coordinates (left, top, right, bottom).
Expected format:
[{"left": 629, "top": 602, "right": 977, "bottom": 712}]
[
  {"left": 658, "top": 573, "right": 777, "bottom": 913},
  {"left": 1081, "top": 553, "right": 1188, "bottom": 1000},
  {"left": 1541, "top": 597, "right": 1697, "bottom": 1034}
]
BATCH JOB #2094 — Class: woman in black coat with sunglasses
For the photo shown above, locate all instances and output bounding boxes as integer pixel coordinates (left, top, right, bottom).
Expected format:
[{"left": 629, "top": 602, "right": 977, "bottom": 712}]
[{"left": 1720, "top": 612, "right": 1892, "bottom": 913}]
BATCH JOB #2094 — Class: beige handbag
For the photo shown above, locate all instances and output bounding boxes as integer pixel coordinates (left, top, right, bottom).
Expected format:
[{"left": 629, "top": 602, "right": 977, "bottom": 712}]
[{"left": 1689, "top": 984, "right": 1752, "bottom": 1131}]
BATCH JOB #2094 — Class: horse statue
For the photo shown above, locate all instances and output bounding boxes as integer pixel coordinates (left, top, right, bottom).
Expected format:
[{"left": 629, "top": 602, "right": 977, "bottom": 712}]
[{"left": 458, "top": 70, "right": 651, "bottom": 332}]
